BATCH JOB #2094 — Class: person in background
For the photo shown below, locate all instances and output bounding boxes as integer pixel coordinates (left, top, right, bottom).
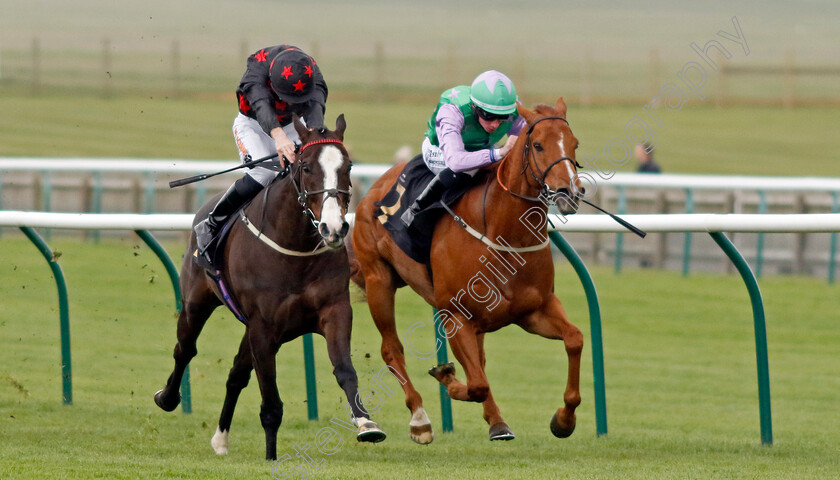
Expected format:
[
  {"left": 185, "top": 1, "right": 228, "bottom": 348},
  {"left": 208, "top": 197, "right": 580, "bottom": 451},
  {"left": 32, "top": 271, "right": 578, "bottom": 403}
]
[
  {"left": 400, "top": 70, "right": 526, "bottom": 227},
  {"left": 193, "top": 44, "right": 328, "bottom": 267},
  {"left": 635, "top": 142, "right": 662, "bottom": 174}
]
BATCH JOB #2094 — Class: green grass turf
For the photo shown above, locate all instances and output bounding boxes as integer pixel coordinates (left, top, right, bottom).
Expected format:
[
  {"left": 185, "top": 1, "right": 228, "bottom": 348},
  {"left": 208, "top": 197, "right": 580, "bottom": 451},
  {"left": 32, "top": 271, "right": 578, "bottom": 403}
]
[
  {"left": 1, "top": 235, "right": 838, "bottom": 479},
  {"left": 1, "top": 92, "right": 840, "bottom": 177}
]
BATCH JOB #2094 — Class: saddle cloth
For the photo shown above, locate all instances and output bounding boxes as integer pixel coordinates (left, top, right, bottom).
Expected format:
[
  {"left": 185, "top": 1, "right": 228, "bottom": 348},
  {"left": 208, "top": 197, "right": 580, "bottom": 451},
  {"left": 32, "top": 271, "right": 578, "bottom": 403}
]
[{"left": 373, "top": 155, "right": 474, "bottom": 264}]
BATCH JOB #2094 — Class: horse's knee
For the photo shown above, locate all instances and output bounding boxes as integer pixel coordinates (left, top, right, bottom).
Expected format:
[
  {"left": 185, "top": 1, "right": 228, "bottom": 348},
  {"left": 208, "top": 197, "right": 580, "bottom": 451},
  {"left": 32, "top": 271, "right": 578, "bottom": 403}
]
[
  {"left": 259, "top": 402, "right": 284, "bottom": 430},
  {"left": 564, "top": 327, "right": 584, "bottom": 356},
  {"left": 225, "top": 370, "right": 251, "bottom": 391},
  {"left": 467, "top": 384, "right": 490, "bottom": 403}
]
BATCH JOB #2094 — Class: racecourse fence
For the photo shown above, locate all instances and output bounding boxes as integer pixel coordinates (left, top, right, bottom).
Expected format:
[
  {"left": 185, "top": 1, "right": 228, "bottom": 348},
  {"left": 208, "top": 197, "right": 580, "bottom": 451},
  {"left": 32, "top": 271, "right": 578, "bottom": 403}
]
[
  {"left": 2, "top": 158, "right": 840, "bottom": 281},
  {"left": 3, "top": 210, "right": 840, "bottom": 446}
]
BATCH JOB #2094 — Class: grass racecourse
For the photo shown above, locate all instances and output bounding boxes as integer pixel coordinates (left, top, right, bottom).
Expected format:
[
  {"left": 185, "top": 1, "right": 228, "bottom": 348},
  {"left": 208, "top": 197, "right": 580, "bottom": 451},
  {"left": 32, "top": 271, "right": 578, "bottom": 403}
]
[
  {"left": 1, "top": 236, "right": 839, "bottom": 479},
  {"left": 2, "top": 2, "right": 840, "bottom": 476}
]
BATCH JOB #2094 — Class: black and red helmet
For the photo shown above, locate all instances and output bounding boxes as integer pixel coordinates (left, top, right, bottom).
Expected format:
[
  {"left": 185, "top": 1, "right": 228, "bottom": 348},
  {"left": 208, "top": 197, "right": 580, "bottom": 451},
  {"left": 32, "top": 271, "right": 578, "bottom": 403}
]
[{"left": 269, "top": 48, "right": 317, "bottom": 103}]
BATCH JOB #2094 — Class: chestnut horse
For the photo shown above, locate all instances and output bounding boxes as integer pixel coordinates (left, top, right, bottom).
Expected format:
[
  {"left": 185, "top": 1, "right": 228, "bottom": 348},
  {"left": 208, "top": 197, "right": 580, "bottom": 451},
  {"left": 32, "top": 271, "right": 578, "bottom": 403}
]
[
  {"left": 350, "top": 98, "right": 584, "bottom": 443},
  {"left": 154, "top": 115, "right": 386, "bottom": 460}
]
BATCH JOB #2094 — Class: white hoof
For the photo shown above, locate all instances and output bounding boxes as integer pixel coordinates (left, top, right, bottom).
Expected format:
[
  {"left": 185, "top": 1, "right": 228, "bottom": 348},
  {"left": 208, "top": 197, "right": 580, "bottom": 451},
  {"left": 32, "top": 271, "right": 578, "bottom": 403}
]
[
  {"left": 409, "top": 407, "right": 434, "bottom": 445},
  {"left": 211, "top": 427, "right": 229, "bottom": 455}
]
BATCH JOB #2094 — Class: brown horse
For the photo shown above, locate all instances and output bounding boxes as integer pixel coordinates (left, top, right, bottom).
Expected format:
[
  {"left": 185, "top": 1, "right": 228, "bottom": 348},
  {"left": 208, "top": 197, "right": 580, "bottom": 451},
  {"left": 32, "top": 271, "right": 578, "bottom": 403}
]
[
  {"left": 154, "top": 115, "right": 386, "bottom": 460},
  {"left": 350, "top": 98, "right": 584, "bottom": 443}
]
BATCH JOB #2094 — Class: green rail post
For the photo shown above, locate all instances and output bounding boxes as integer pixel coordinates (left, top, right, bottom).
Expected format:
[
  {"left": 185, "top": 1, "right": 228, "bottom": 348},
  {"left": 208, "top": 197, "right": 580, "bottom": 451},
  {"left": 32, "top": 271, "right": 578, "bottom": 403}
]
[
  {"left": 20, "top": 226, "right": 72, "bottom": 405},
  {"left": 549, "top": 231, "right": 608, "bottom": 437},
  {"left": 143, "top": 171, "right": 156, "bottom": 213},
  {"left": 40, "top": 170, "right": 52, "bottom": 240},
  {"left": 682, "top": 189, "right": 694, "bottom": 276},
  {"left": 432, "top": 308, "right": 454, "bottom": 433},
  {"left": 829, "top": 192, "right": 838, "bottom": 284},
  {"left": 709, "top": 232, "right": 773, "bottom": 445},
  {"left": 755, "top": 191, "right": 767, "bottom": 278},
  {"left": 613, "top": 186, "right": 626, "bottom": 274},
  {"left": 91, "top": 172, "right": 103, "bottom": 243},
  {"left": 303, "top": 333, "right": 319, "bottom": 420},
  {"left": 134, "top": 229, "right": 191, "bottom": 413}
]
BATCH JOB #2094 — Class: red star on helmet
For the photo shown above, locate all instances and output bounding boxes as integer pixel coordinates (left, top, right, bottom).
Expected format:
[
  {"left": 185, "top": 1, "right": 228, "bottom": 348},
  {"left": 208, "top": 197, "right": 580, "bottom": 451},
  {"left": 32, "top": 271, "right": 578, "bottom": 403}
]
[
  {"left": 304, "top": 65, "right": 313, "bottom": 77},
  {"left": 255, "top": 49, "right": 267, "bottom": 62},
  {"left": 281, "top": 66, "right": 293, "bottom": 79},
  {"left": 292, "top": 80, "right": 306, "bottom": 92}
]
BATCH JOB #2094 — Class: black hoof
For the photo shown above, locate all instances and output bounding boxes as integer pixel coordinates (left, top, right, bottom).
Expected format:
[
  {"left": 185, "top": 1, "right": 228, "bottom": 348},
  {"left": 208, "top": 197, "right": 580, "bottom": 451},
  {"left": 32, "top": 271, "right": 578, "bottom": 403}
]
[
  {"left": 489, "top": 422, "right": 515, "bottom": 441},
  {"left": 154, "top": 389, "right": 180, "bottom": 412},
  {"left": 428, "top": 362, "right": 456, "bottom": 381},
  {"left": 549, "top": 411, "right": 576, "bottom": 438}
]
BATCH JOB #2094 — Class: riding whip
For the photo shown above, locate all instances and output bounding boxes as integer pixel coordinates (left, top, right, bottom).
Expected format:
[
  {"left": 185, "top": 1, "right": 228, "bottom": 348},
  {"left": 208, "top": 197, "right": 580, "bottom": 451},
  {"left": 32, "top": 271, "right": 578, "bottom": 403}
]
[
  {"left": 168, "top": 152, "right": 286, "bottom": 188},
  {"left": 580, "top": 198, "right": 647, "bottom": 238}
]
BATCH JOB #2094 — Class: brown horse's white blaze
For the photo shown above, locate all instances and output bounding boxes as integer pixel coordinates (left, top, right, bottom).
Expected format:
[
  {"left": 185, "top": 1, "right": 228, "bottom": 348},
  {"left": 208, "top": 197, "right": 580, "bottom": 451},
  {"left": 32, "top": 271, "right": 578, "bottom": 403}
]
[{"left": 315, "top": 145, "right": 350, "bottom": 247}]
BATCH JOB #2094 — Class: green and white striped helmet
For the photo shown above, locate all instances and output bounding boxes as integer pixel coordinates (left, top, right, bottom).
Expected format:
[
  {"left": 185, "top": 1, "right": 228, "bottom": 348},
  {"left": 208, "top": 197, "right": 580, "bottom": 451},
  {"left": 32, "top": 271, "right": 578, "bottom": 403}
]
[{"left": 469, "top": 70, "right": 518, "bottom": 115}]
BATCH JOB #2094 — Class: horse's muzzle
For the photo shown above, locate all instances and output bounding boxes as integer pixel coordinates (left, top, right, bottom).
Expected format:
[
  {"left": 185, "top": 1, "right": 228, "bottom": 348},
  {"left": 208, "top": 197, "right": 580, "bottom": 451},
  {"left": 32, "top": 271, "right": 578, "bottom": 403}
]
[
  {"left": 318, "top": 220, "right": 350, "bottom": 248},
  {"left": 554, "top": 187, "right": 585, "bottom": 215}
]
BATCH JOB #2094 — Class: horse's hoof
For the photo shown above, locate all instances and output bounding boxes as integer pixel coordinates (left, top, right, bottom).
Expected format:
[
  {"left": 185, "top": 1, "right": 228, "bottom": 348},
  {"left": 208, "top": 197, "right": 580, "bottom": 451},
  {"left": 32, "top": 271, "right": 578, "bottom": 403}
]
[
  {"left": 356, "top": 419, "right": 387, "bottom": 443},
  {"left": 549, "top": 409, "right": 576, "bottom": 438},
  {"left": 489, "top": 422, "right": 516, "bottom": 441},
  {"left": 211, "top": 427, "right": 230, "bottom": 455},
  {"left": 153, "top": 389, "right": 180, "bottom": 412},
  {"left": 409, "top": 424, "right": 434, "bottom": 445},
  {"left": 428, "top": 362, "right": 456, "bottom": 381}
]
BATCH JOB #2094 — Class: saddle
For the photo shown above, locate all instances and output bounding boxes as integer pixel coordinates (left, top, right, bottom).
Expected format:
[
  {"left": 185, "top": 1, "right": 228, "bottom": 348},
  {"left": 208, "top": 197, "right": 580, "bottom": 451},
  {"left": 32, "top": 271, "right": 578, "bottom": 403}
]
[
  {"left": 374, "top": 155, "right": 475, "bottom": 264},
  {"left": 193, "top": 207, "right": 251, "bottom": 325}
]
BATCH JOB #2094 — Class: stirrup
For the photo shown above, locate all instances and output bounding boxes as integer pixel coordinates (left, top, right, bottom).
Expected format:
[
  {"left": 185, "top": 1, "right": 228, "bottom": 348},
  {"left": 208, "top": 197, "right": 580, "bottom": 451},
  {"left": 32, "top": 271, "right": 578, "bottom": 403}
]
[{"left": 400, "top": 206, "right": 420, "bottom": 228}]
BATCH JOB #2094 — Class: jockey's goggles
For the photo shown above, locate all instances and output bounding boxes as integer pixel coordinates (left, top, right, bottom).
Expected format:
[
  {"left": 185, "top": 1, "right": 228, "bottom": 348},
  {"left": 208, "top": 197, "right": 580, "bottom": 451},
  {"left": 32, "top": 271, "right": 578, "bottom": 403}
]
[{"left": 474, "top": 106, "right": 511, "bottom": 122}]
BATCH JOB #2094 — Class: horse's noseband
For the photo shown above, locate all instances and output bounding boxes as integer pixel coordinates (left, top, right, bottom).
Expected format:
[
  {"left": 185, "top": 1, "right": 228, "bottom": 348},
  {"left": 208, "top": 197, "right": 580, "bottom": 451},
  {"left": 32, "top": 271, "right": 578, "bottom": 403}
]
[
  {"left": 510, "top": 116, "right": 583, "bottom": 205},
  {"left": 291, "top": 138, "right": 352, "bottom": 229}
]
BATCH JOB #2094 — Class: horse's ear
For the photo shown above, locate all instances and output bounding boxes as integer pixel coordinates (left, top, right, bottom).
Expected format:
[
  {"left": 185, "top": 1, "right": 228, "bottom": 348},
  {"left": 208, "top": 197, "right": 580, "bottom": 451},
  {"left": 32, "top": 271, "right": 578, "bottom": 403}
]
[
  {"left": 555, "top": 97, "right": 567, "bottom": 117},
  {"left": 334, "top": 114, "right": 346, "bottom": 140},
  {"left": 293, "top": 114, "right": 309, "bottom": 139},
  {"left": 516, "top": 103, "right": 537, "bottom": 125}
]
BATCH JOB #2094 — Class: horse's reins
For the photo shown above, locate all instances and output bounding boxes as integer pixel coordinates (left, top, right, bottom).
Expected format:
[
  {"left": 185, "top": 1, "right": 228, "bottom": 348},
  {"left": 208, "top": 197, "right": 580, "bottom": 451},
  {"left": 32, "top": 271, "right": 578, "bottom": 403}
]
[{"left": 243, "top": 138, "right": 352, "bottom": 256}]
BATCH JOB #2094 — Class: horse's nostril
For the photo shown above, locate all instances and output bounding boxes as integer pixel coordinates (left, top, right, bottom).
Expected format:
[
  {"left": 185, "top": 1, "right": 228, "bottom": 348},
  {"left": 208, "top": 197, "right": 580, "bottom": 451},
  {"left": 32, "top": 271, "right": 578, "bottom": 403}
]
[
  {"left": 339, "top": 221, "right": 350, "bottom": 237},
  {"left": 577, "top": 186, "right": 586, "bottom": 197},
  {"left": 319, "top": 223, "right": 330, "bottom": 237}
]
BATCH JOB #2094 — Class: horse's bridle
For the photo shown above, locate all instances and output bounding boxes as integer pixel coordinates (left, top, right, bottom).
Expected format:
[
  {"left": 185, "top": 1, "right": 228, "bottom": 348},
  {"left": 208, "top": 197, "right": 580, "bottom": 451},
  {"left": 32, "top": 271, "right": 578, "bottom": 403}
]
[
  {"left": 497, "top": 115, "right": 582, "bottom": 204},
  {"left": 289, "top": 138, "right": 352, "bottom": 229}
]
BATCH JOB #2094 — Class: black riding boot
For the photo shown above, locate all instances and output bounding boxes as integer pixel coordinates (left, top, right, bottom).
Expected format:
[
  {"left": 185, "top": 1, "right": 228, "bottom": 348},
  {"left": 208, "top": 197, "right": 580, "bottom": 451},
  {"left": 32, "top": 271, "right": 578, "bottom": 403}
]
[
  {"left": 194, "top": 175, "right": 264, "bottom": 266},
  {"left": 400, "top": 168, "right": 468, "bottom": 228}
]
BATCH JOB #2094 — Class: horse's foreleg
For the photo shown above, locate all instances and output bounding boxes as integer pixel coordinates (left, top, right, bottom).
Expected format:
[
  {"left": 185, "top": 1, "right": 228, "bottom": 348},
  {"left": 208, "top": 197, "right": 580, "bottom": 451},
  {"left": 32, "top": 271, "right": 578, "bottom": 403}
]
[
  {"left": 211, "top": 333, "right": 253, "bottom": 455},
  {"left": 428, "top": 331, "right": 514, "bottom": 440},
  {"left": 320, "top": 302, "right": 386, "bottom": 443},
  {"left": 154, "top": 298, "right": 217, "bottom": 412},
  {"left": 248, "top": 324, "right": 283, "bottom": 461},
  {"left": 366, "top": 274, "right": 432, "bottom": 444},
  {"left": 519, "top": 296, "right": 583, "bottom": 439}
]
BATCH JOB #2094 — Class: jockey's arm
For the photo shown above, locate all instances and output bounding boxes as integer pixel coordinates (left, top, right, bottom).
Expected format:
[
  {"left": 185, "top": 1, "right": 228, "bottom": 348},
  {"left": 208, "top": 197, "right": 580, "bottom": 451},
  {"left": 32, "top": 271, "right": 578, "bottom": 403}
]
[{"left": 436, "top": 104, "right": 499, "bottom": 173}]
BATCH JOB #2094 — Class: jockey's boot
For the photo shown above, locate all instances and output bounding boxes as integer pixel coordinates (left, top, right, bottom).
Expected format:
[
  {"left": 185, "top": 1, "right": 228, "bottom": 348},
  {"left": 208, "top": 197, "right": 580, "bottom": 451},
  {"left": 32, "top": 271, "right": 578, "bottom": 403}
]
[
  {"left": 400, "top": 168, "right": 469, "bottom": 228},
  {"left": 194, "top": 175, "right": 264, "bottom": 267}
]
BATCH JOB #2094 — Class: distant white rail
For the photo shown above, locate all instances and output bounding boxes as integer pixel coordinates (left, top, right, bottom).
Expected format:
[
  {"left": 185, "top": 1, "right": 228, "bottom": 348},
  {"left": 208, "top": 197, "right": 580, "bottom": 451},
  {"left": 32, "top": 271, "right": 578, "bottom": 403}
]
[
  {"left": 2, "top": 211, "right": 840, "bottom": 234},
  {"left": 3, "top": 158, "right": 840, "bottom": 192}
]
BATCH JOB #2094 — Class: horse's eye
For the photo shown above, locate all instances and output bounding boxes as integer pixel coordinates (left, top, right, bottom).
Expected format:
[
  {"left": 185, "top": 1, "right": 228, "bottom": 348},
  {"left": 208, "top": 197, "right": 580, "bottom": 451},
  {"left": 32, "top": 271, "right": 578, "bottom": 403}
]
[
  {"left": 302, "top": 164, "right": 312, "bottom": 174},
  {"left": 533, "top": 142, "right": 543, "bottom": 152}
]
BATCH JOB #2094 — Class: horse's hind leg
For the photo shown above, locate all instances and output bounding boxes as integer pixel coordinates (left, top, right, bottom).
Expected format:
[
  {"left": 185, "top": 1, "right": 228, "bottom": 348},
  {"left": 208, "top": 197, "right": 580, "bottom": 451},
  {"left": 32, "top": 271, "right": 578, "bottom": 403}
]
[
  {"left": 211, "top": 333, "right": 254, "bottom": 455},
  {"left": 154, "top": 294, "right": 218, "bottom": 412},
  {"left": 518, "top": 295, "right": 583, "bottom": 438},
  {"left": 366, "top": 272, "right": 433, "bottom": 444},
  {"left": 320, "top": 301, "right": 386, "bottom": 443}
]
